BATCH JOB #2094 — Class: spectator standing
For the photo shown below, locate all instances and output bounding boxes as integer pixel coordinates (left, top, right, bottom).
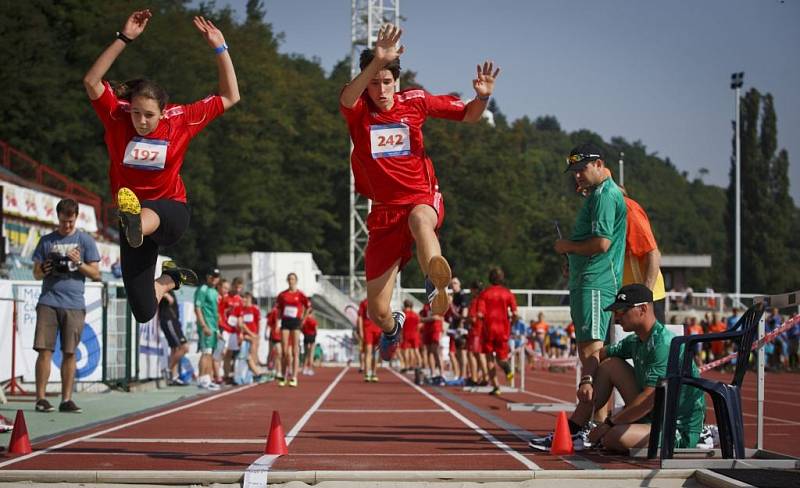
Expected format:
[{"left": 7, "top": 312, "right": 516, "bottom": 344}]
[{"left": 32, "top": 199, "right": 101, "bottom": 413}]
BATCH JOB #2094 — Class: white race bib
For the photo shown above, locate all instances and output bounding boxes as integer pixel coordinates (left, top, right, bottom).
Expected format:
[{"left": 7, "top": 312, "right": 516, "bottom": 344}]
[
  {"left": 123, "top": 137, "right": 168, "bottom": 171},
  {"left": 227, "top": 315, "right": 239, "bottom": 326},
  {"left": 283, "top": 305, "right": 298, "bottom": 318},
  {"left": 243, "top": 313, "right": 254, "bottom": 323},
  {"left": 370, "top": 123, "right": 411, "bottom": 158}
]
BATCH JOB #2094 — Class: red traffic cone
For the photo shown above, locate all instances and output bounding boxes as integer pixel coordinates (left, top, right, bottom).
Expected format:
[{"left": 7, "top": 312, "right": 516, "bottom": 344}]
[
  {"left": 550, "top": 411, "right": 574, "bottom": 455},
  {"left": 7, "top": 410, "right": 32, "bottom": 455},
  {"left": 264, "top": 410, "right": 288, "bottom": 455}
]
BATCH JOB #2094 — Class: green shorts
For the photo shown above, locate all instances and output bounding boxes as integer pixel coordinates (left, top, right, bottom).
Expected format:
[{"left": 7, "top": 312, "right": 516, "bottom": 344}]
[
  {"left": 197, "top": 327, "right": 219, "bottom": 353},
  {"left": 570, "top": 288, "right": 616, "bottom": 343}
]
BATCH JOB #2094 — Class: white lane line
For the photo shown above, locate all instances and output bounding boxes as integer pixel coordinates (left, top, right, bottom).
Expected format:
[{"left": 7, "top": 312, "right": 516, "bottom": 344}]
[
  {"left": 0, "top": 384, "right": 258, "bottom": 469},
  {"left": 35, "top": 451, "right": 517, "bottom": 457},
  {"left": 389, "top": 369, "right": 540, "bottom": 470},
  {"left": 317, "top": 409, "right": 446, "bottom": 413},
  {"left": 243, "top": 366, "right": 349, "bottom": 488},
  {"left": 82, "top": 438, "right": 264, "bottom": 444}
]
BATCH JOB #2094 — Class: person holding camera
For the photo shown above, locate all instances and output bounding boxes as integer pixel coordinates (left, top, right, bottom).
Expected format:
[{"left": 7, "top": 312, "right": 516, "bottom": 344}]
[{"left": 32, "top": 199, "right": 101, "bottom": 413}]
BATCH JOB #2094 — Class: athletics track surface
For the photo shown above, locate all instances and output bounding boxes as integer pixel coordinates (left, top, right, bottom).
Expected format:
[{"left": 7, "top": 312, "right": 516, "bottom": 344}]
[{"left": 1, "top": 366, "right": 798, "bottom": 474}]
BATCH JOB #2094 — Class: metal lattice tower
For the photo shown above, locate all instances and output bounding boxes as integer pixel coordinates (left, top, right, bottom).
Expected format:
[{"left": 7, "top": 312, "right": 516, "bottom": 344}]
[{"left": 348, "top": 0, "right": 400, "bottom": 298}]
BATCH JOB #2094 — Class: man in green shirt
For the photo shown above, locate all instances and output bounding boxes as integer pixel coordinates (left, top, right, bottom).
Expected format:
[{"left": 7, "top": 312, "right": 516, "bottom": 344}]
[
  {"left": 531, "top": 283, "right": 705, "bottom": 451},
  {"left": 554, "top": 143, "right": 627, "bottom": 412},
  {"left": 194, "top": 268, "right": 221, "bottom": 390}
]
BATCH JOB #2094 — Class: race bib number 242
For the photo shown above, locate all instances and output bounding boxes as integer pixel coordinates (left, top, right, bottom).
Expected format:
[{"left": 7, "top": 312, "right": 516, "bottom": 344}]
[{"left": 370, "top": 123, "right": 411, "bottom": 158}]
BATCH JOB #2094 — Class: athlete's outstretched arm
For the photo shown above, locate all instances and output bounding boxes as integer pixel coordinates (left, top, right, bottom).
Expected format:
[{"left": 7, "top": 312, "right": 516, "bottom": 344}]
[
  {"left": 462, "top": 61, "right": 501, "bottom": 123},
  {"left": 193, "top": 16, "right": 240, "bottom": 110},
  {"left": 340, "top": 24, "right": 404, "bottom": 108},
  {"left": 83, "top": 9, "right": 152, "bottom": 100}
]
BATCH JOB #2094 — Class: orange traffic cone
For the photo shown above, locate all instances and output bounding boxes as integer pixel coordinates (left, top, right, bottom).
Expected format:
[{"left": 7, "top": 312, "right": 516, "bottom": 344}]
[
  {"left": 264, "top": 410, "right": 288, "bottom": 455},
  {"left": 550, "top": 411, "right": 574, "bottom": 455},
  {"left": 7, "top": 410, "right": 31, "bottom": 455}
]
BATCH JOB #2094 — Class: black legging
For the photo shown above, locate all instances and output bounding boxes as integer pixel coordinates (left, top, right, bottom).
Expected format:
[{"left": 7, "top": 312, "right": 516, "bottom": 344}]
[{"left": 120, "top": 199, "right": 190, "bottom": 323}]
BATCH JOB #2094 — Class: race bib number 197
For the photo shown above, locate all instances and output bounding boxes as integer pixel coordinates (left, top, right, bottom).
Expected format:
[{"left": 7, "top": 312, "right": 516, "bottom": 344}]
[
  {"left": 123, "top": 137, "right": 168, "bottom": 171},
  {"left": 370, "top": 123, "right": 411, "bottom": 158}
]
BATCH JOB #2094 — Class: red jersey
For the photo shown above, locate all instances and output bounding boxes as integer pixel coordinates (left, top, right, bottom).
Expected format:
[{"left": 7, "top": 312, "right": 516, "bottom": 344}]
[
  {"left": 468, "top": 294, "right": 484, "bottom": 336},
  {"left": 267, "top": 307, "right": 281, "bottom": 341},
  {"left": 90, "top": 82, "right": 224, "bottom": 203},
  {"left": 302, "top": 316, "right": 318, "bottom": 336},
  {"left": 358, "top": 299, "right": 381, "bottom": 334},
  {"left": 340, "top": 88, "right": 467, "bottom": 204},
  {"left": 402, "top": 309, "right": 421, "bottom": 341},
  {"left": 277, "top": 289, "right": 311, "bottom": 320},
  {"left": 234, "top": 304, "right": 260, "bottom": 335},
  {"left": 218, "top": 293, "right": 243, "bottom": 333},
  {"left": 420, "top": 303, "right": 443, "bottom": 334},
  {"left": 479, "top": 285, "right": 517, "bottom": 331}
]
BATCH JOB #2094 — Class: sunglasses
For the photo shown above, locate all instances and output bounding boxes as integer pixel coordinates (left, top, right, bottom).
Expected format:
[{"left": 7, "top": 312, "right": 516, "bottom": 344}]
[
  {"left": 567, "top": 153, "right": 601, "bottom": 164},
  {"left": 616, "top": 302, "right": 649, "bottom": 313}
]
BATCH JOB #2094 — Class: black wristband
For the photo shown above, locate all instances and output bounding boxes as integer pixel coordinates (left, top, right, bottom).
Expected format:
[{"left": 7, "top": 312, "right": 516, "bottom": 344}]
[
  {"left": 116, "top": 31, "right": 133, "bottom": 44},
  {"left": 604, "top": 416, "right": 615, "bottom": 428}
]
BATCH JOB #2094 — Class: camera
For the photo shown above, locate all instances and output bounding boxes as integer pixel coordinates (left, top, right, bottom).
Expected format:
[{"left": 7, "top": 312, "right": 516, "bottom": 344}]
[{"left": 46, "top": 252, "right": 72, "bottom": 274}]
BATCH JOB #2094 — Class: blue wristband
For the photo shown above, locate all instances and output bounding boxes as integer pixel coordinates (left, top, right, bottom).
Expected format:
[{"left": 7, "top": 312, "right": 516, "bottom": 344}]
[{"left": 214, "top": 43, "right": 228, "bottom": 55}]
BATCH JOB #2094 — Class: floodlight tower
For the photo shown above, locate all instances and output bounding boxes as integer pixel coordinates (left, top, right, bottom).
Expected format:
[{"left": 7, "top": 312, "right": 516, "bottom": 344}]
[{"left": 348, "top": 0, "right": 401, "bottom": 298}]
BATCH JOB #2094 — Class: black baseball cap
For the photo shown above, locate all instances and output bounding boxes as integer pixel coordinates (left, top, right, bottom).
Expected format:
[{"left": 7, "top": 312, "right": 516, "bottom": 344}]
[
  {"left": 207, "top": 268, "right": 221, "bottom": 278},
  {"left": 565, "top": 143, "right": 604, "bottom": 173},
  {"left": 604, "top": 284, "right": 653, "bottom": 311}
]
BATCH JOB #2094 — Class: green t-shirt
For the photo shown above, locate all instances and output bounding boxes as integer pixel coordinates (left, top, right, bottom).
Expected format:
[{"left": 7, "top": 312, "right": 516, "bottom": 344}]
[
  {"left": 194, "top": 284, "right": 219, "bottom": 329},
  {"left": 567, "top": 177, "right": 627, "bottom": 291},
  {"left": 606, "top": 321, "right": 705, "bottom": 434}
]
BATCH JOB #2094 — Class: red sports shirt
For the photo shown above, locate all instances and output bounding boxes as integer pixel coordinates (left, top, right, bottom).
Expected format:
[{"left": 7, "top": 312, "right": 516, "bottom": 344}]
[
  {"left": 267, "top": 307, "right": 281, "bottom": 341},
  {"left": 420, "top": 303, "right": 443, "bottom": 335},
  {"left": 340, "top": 88, "right": 467, "bottom": 204},
  {"left": 234, "top": 304, "right": 260, "bottom": 335},
  {"left": 402, "top": 309, "right": 421, "bottom": 342},
  {"left": 302, "top": 316, "right": 318, "bottom": 336},
  {"left": 218, "top": 294, "right": 243, "bottom": 334},
  {"left": 277, "top": 289, "right": 311, "bottom": 320},
  {"left": 468, "top": 295, "right": 484, "bottom": 336},
  {"left": 91, "top": 81, "right": 224, "bottom": 203},
  {"left": 479, "top": 285, "right": 517, "bottom": 332}
]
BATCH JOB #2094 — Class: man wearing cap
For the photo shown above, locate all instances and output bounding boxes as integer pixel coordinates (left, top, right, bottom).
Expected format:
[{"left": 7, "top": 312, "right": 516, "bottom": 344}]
[
  {"left": 194, "top": 269, "right": 221, "bottom": 390},
  {"left": 531, "top": 284, "right": 705, "bottom": 451},
  {"left": 554, "top": 143, "right": 626, "bottom": 408}
]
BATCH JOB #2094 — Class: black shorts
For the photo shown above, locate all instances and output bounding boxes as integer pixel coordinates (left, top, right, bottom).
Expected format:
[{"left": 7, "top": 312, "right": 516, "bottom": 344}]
[
  {"left": 304, "top": 334, "right": 316, "bottom": 346},
  {"left": 160, "top": 318, "right": 186, "bottom": 349},
  {"left": 141, "top": 199, "right": 190, "bottom": 247},
  {"left": 654, "top": 299, "right": 666, "bottom": 324},
  {"left": 281, "top": 317, "right": 302, "bottom": 331}
]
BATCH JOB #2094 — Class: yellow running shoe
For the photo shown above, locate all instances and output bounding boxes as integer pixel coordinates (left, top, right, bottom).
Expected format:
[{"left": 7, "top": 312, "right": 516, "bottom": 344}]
[
  {"left": 427, "top": 255, "right": 452, "bottom": 315},
  {"left": 370, "top": 374, "right": 379, "bottom": 383},
  {"left": 506, "top": 370, "right": 515, "bottom": 383},
  {"left": 161, "top": 260, "right": 199, "bottom": 290},
  {"left": 277, "top": 378, "right": 287, "bottom": 387},
  {"left": 288, "top": 377, "right": 298, "bottom": 387},
  {"left": 117, "top": 187, "right": 143, "bottom": 248}
]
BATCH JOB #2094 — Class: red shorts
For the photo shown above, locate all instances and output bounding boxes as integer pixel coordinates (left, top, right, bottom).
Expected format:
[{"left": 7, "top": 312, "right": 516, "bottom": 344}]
[
  {"left": 423, "top": 326, "right": 442, "bottom": 346},
  {"left": 363, "top": 325, "right": 382, "bottom": 348},
  {"left": 483, "top": 331, "right": 510, "bottom": 361},
  {"left": 401, "top": 335, "right": 421, "bottom": 349},
  {"left": 467, "top": 333, "right": 483, "bottom": 353},
  {"left": 364, "top": 192, "right": 444, "bottom": 281}
]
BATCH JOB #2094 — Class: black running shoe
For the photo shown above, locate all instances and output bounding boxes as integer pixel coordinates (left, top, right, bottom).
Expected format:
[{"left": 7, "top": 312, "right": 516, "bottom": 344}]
[
  {"left": 58, "top": 400, "right": 83, "bottom": 413},
  {"left": 35, "top": 399, "right": 55, "bottom": 412},
  {"left": 117, "top": 187, "right": 143, "bottom": 248},
  {"left": 161, "top": 261, "right": 199, "bottom": 290},
  {"left": 378, "top": 311, "right": 405, "bottom": 361}
]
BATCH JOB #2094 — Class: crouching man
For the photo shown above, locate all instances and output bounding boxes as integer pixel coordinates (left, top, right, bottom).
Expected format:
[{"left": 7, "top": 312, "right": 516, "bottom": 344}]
[{"left": 530, "top": 284, "right": 705, "bottom": 452}]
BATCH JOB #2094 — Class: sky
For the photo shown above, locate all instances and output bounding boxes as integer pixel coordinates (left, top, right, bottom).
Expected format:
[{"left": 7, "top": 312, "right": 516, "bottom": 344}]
[{"left": 214, "top": 0, "right": 800, "bottom": 204}]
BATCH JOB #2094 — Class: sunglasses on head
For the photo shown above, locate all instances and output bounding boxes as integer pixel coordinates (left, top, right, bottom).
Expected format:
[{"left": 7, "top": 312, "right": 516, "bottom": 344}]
[{"left": 567, "top": 153, "right": 601, "bottom": 164}]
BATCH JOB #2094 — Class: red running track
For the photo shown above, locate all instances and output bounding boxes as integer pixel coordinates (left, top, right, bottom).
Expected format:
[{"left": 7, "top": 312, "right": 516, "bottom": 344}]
[{"left": 1, "top": 366, "right": 797, "bottom": 472}]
